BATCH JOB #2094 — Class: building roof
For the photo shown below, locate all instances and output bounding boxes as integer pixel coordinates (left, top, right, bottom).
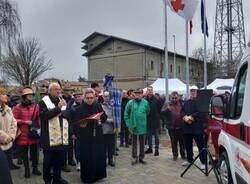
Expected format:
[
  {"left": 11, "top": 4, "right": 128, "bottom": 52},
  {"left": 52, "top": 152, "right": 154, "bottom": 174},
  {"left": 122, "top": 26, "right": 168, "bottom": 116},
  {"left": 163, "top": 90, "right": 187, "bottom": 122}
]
[{"left": 81, "top": 32, "right": 209, "bottom": 64}]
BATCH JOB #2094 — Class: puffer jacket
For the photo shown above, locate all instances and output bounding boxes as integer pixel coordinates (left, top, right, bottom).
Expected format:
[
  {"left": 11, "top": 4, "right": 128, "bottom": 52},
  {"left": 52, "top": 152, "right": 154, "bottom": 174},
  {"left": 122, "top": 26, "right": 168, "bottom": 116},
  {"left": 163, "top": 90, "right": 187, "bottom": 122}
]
[{"left": 13, "top": 103, "right": 40, "bottom": 145}]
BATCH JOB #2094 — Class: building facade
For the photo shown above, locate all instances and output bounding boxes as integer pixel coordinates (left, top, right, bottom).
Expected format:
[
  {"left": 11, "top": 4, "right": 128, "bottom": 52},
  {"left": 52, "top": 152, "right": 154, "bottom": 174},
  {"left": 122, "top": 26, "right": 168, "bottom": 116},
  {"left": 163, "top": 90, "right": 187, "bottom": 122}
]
[{"left": 82, "top": 32, "right": 212, "bottom": 89}]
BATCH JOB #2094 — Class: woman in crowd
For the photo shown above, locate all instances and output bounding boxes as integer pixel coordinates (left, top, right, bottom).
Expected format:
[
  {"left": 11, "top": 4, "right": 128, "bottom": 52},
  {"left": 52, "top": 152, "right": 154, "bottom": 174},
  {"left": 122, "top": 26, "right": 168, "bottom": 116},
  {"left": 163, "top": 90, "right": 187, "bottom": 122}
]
[
  {"left": 13, "top": 87, "right": 41, "bottom": 178},
  {"left": 101, "top": 91, "right": 115, "bottom": 167},
  {"left": 0, "top": 89, "right": 18, "bottom": 172},
  {"left": 0, "top": 89, "right": 16, "bottom": 184}
]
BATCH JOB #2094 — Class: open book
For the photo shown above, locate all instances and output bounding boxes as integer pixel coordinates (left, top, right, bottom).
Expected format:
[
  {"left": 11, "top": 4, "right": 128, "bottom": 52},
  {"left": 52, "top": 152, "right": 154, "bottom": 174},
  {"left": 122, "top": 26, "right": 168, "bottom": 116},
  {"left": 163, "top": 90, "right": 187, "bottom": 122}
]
[{"left": 78, "top": 112, "right": 104, "bottom": 123}]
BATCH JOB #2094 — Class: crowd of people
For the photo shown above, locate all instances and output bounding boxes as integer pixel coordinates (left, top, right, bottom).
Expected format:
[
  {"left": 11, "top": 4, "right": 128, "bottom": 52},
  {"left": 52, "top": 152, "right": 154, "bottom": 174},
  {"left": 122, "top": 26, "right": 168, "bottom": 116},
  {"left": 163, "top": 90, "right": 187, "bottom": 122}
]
[{"left": 0, "top": 81, "right": 223, "bottom": 184}]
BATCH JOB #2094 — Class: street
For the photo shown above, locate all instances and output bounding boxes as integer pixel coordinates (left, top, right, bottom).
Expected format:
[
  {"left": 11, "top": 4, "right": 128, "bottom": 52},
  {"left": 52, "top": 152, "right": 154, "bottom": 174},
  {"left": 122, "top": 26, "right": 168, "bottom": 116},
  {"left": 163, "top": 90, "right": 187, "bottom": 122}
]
[{"left": 11, "top": 135, "right": 217, "bottom": 184}]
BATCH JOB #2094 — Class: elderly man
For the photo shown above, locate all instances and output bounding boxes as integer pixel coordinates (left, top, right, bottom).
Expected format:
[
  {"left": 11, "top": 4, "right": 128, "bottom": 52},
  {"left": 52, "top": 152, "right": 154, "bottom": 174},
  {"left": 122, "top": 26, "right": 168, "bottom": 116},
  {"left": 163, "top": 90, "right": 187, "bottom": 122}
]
[
  {"left": 68, "top": 91, "right": 83, "bottom": 171},
  {"left": 101, "top": 91, "right": 115, "bottom": 167},
  {"left": 181, "top": 86, "right": 206, "bottom": 169},
  {"left": 124, "top": 88, "right": 150, "bottom": 165},
  {"left": 73, "top": 89, "right": 107, "bottom": 183},
  {"left": 39, "top": 82, "right": 69, "bottom": 184}
]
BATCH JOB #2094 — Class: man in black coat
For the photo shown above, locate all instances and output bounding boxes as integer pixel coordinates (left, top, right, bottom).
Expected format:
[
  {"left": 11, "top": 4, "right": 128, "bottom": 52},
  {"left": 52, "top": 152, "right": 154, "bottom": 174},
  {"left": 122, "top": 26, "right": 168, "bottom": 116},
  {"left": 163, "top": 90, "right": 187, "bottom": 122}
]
[
  {"left": 181, "top": 86, "right": 206, "bottom": 169},
  {"left": 120, "top": 90, "right": 129, "bottom": 147},
  {"left": 39, "top": 82, "right": 69, "bottom": 184},
  {"left": 145, "top": 86, "right": 162, "bottom": 156},
  {"left": 161, "top": 91, "right": 186, "bottom": 160},
  {"left": 73, "top": 89, "right": 107, "bottom": 183}
]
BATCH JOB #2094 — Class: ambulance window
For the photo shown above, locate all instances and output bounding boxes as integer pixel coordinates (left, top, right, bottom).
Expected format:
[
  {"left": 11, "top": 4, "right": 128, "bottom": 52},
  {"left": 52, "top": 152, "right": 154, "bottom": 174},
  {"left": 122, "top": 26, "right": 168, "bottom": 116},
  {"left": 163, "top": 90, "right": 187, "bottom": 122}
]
[{"left": 229, "top": 63, "right": 247, "bottom": 118}]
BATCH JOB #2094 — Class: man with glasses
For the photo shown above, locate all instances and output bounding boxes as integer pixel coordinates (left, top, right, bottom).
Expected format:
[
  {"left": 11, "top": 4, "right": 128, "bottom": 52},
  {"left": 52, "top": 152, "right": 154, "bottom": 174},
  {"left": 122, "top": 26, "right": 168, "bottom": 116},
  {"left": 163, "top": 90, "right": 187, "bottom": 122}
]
[
  {"left": 124, "top": 88, "right": 150, "bottom": 165},
  {"left": 73, "top": 89, "right": 107, "bottom": 183},
  {"left": 161, "top": 91, "right": 185, "bottom": 161},
  {"left": 39, "top": 82, "right": 69, "bottom": 184},
  {"left": 101, "top": 91, "right": 115, "bottom": 167}
]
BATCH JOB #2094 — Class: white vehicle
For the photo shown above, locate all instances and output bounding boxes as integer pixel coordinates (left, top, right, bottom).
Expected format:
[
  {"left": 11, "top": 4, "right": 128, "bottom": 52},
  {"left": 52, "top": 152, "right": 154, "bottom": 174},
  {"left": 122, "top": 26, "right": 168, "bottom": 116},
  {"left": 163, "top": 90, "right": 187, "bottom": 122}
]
[{"left": 210, "top": 41, "right": 250, "bottom": 184}]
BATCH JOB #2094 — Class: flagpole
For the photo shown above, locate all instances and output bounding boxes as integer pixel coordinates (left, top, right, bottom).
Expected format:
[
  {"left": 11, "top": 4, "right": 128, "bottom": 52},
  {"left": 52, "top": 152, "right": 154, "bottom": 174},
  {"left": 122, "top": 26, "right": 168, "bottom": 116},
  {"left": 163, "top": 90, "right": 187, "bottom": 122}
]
[
  {"left": 203, "top": 0, "right": 207, "bottom": 89},
  {"left": 164, "top": 0, "right": 169, "bottom": 103},
  {"left": 185, "top": 20, "right": 190, "bottom": 98}
]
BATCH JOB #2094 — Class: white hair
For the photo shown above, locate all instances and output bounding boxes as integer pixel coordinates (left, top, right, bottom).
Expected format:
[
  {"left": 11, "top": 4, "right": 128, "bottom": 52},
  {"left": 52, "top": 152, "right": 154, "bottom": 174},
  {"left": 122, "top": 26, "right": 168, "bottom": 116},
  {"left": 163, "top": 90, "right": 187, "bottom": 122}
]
[
  {"left": 103, "top": 91, "right": 109, "bottom": 96},
  {"left": 48, "top": 82, "right": 61, "bottom": 93}
]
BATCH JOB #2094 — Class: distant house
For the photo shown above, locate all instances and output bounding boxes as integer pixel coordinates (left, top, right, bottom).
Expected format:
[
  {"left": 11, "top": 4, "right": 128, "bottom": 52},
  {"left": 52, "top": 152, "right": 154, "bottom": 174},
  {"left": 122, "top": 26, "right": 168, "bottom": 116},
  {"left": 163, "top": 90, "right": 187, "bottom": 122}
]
[{"left": 82, "top": 32, "right": 212, "bottom": 89}]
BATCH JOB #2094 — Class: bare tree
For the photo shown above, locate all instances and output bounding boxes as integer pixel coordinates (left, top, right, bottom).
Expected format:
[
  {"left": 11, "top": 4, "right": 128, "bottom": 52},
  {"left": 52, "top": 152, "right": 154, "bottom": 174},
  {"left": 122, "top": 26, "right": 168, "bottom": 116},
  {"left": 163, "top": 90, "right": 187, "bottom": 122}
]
[
  {"left": 0, "top": 0, "right": 21, "bottom": 52},
  {"left": 0, "top": 38, "right": 53, "bottom": 86},
  {"left": 192, "top": 47, "right": 213, "bottom": 62}
]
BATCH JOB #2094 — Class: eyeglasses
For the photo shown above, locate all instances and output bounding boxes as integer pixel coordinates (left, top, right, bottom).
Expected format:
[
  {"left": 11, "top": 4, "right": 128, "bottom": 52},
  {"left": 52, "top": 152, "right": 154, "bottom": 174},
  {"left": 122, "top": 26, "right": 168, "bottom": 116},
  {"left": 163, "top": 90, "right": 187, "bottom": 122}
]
[{"left": 85, "top": 97, "right": 94, "bottom": 100}]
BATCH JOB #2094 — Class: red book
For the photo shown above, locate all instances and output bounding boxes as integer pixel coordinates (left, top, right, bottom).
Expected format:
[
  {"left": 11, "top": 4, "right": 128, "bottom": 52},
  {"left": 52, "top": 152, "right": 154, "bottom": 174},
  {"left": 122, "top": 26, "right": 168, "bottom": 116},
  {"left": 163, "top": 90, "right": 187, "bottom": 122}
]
[
  {"left": 85, "top": 112, "right": 104, "bottom": 121},
  {"left": 78, "top": 112, "right": 104, "bottom": 124}
]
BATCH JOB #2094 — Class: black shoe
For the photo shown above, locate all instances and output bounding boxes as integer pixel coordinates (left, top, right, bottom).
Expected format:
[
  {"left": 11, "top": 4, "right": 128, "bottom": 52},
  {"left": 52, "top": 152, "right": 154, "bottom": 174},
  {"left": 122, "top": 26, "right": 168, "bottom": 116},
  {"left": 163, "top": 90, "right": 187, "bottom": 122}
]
[
  {"left": 68, "top": 160, "right": 76, "bottom": 166},
  {"left": 62, "top": 165, "right": 71, "bottom": 172},
  {"left": 120, "top": 143, "right": 124, "bottom": 147},
  {"left": 154, "top": 150, "right": 159, "bottom": 156},
  {"left": 24, "top": 168, "right": 30, "bottom": 178},
  {"left": 10, "top": 163, "right": 20, "bottom": 170},
  {"left": 181, "top": 155, "right": 186, "bottom": 160},
  {"left": 32, "top": 168, "right": 42, "bottom": 176},
  {"left": 173, "top": 156, "right": 178, "bottom": 161},
  {"left": 116, "top": 147, "right": 119, "bottom": 151},
  {"left": 139, "top": 159, "right": 147, "bottom": 164},
  {"left": 145, "top": 148, "right": 153, "bottom": 154},
  {"left": 108, "top": 161, "right": 115, "bottom": 167},
  {"left": 52, "top": 178, "right": 69, "bottom": 184},
  {"left": 125, "top": 144, "right": 129, "bottom": 148},
  {"left": 115, "top": 152, "right": 119, "bottom": 156}
]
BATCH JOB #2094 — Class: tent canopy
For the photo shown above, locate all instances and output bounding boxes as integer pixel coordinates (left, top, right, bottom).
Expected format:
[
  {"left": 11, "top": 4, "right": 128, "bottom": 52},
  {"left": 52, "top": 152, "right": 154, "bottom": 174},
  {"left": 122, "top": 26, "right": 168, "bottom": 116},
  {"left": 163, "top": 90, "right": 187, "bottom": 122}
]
[
  {"left": 206, "top": 78, "right": 234, "bottom": 94},
  {"left": 144, "top": 78, "right": 187, "bottom": 95}
]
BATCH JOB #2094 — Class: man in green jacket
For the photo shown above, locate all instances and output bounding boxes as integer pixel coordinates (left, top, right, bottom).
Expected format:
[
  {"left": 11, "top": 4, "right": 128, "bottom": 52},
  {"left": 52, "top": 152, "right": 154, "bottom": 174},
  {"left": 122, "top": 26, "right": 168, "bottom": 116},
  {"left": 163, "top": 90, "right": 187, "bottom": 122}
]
[{"left": 124, "top": 88, "right": 150, "bottom": 165}]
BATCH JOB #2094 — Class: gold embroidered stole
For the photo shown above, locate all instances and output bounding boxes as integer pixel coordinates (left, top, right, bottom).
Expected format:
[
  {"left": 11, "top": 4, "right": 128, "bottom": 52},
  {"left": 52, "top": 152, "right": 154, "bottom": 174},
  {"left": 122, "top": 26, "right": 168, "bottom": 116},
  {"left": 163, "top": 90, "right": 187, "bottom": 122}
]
[{"left": 42, "top": 96, "right": 69, "bottom": 147}]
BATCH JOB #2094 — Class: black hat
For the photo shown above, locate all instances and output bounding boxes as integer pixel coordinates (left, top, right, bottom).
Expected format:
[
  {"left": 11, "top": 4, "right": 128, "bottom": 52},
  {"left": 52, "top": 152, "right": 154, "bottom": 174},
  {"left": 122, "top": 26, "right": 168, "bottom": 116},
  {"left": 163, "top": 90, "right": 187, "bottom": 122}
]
[
  {"left": 134, "top": 88, "right": 143, "bottom": 94},
  {"left": 73, "top": 91, "right": 83, "bottom": 96}
]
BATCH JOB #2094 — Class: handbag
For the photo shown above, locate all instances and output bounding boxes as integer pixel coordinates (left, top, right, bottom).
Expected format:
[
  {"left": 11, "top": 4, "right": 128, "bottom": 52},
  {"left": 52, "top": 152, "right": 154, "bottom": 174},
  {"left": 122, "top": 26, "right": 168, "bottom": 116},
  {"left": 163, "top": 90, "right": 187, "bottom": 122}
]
[{"left": 28, "top": 104, "right": 40, "bottom": 139}]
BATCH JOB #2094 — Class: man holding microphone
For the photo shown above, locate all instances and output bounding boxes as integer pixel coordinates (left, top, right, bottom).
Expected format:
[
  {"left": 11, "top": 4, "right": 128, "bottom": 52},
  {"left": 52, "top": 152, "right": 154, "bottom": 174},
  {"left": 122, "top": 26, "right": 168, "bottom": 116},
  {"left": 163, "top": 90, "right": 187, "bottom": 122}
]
[{"left": 39, "top": 82, "right": 69, "bottom": 184}]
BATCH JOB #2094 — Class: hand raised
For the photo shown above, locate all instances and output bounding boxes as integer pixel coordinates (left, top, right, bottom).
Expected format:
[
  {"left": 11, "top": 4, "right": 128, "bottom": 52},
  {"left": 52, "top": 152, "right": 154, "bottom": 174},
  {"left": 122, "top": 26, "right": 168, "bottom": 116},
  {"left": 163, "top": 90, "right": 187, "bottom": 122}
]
[{"left": 58, "top": 99, "right": 66, "bottom": 108}]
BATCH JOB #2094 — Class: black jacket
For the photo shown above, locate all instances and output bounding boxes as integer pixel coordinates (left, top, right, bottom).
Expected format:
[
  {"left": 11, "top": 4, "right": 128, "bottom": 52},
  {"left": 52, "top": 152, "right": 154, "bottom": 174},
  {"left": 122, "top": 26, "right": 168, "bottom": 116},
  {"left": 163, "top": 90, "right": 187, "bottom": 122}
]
[
  {"left": 181, "top": 99, "right": 205, "bottom": 134},
  {"left": 121, "top": 97, "right": 129, "bottom": 127},
  {"left": 73, "top": 102, "right": 107, "bottom": 138},
  {"left": 146, "top": 95, "right": 162, "bottom": 130},
  {"left": 39, "top": 95, "right": 70, "bottom": 150},
  {"left": 161, "top": 101, "right": 183, "bottom": 130}
]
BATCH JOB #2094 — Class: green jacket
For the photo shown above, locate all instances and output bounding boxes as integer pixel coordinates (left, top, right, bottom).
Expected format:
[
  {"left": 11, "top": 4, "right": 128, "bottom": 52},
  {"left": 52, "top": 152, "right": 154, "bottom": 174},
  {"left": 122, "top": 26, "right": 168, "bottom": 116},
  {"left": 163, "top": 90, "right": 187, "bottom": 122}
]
[{"left": 124, "top": 99, "right": 150, "bottom": 135}]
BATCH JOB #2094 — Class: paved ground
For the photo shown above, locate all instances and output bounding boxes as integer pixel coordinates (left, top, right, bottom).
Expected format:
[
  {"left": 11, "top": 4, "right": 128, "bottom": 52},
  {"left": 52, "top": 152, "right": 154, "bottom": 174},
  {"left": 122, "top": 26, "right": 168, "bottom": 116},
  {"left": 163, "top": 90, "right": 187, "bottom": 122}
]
[{"left": 11, "top": 135, "right": 217, "bottom": 184}]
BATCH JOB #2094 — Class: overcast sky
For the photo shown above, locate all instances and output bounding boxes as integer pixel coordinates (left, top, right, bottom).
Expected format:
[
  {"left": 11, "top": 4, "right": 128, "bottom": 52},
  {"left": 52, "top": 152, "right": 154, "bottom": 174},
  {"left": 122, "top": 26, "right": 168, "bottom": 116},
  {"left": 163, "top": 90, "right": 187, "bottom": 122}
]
[{"left": 16, "top": 0, "right": 250, "bottom": 81}]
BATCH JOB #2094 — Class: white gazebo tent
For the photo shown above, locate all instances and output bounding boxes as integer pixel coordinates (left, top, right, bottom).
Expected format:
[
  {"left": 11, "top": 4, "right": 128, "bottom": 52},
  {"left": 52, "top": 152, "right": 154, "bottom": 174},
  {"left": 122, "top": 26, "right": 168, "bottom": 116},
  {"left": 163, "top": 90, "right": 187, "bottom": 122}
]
[
  {"left": 144, "top": 78, "right": 187, "bottom": 95},
  {"left": 206, "top": 78, "right": 234, "bottom": 94}
]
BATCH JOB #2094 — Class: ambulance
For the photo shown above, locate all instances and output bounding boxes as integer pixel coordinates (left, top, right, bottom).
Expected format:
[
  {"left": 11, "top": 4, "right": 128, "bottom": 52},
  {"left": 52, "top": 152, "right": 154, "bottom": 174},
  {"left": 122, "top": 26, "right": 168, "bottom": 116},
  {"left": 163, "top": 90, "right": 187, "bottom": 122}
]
[{"left": 210, "top": 40, "right": 250, "bottom": 184}]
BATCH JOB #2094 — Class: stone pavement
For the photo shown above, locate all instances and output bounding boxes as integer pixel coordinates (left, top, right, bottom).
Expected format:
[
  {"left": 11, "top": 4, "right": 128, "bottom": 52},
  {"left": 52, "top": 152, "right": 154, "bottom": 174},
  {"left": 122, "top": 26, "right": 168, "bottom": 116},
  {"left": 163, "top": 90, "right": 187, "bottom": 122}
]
[{"left": 11, "top": 135, "right": 217, "bottom": 184}]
